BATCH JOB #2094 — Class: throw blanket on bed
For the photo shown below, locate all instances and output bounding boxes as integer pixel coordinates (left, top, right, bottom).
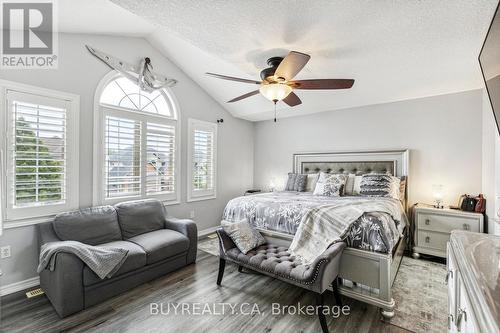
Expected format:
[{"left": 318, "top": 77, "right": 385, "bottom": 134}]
[
  {"left": 37, "top": 241, "right": 129, "bottom": 279},
  {"left": 289, "top": 198, "right": 402, "bottom": 264}
]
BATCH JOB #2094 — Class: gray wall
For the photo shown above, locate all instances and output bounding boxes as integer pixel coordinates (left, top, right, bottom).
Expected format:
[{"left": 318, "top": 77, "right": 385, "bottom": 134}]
[
  {"left": 0, "top": 33, "right": 254, "bottom": 286},
  {"left": 254, "top": 90, "right": 484, "bottom": 208}
]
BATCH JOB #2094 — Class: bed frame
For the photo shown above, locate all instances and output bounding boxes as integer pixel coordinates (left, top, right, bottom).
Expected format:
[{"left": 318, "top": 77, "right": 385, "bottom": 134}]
[{"left": 258, "top": 150, "right": 410, "bottom": 320}]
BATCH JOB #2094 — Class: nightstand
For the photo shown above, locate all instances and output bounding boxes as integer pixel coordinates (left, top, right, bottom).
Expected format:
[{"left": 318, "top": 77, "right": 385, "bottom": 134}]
[{"left": 412, "top": 204, "right": 484, "bottom": 259}]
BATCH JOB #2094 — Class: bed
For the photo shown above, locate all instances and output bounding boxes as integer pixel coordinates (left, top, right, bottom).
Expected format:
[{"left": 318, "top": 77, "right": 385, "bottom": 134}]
[
  {"left": 222, "top": 150, "right": 410, "bottom": 319},
  {"left": 223, "top": 192, "right": 406, "bottom": 254}
]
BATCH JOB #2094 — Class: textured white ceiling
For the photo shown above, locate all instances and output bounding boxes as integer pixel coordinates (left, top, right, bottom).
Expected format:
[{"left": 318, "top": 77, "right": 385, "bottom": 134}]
[
  {"left": 61, "top": 0, "right": 499, "bottom": 121},
  {"left": 58, "top": 0, "right": 155, "bottom": 36}
]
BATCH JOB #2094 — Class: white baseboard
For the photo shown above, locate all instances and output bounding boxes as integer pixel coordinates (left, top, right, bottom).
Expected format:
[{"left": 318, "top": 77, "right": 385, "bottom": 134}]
[
  {"left": 198, "top": 226, "right": 218, "bottom": 238},
  {"left": 0, "top": 276, "right": 40, "bottom": 296}
]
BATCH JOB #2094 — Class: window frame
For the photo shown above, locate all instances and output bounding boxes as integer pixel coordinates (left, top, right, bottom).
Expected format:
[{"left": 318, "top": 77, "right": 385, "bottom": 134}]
[
  {"left": 0, "top": 79, "right": 80, "bottom": 223},
  {"left": 187, "top": 118, "right": 217, "bottom": 202},
  {"left": 93, "top": 71, "right": 181, "bottom": 206}
]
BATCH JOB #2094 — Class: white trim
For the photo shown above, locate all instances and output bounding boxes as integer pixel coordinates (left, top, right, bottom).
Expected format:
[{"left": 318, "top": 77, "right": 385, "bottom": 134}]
[
  {"left": 187, "top": 119, "right": 218, "bottom": 202},
  {"left": 3, "top": 215, "right": 54, "bottom": 229},
  {"left": 0, "top": 276, "right": 40, "bottom": 296},
  {"left": 198, "top": 225, "right": 219, "bottom": 238},
  {"left": 92, "top": 71, "right": 181, "bottom": 206},
  {"left": 0, "top": 79, "right": 80, "bottom": 222}
]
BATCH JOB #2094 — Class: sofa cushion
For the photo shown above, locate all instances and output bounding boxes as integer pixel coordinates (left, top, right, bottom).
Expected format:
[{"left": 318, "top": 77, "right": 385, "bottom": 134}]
[
  {"left": 127, "top": 229, "right": 189, "bottom": 265},
  {"left": 114, "top": 199, "right": 166, "bottom": 238},
  {"left": 83, "top": 240, "right": 147, "bottom": 286},
  {"left": 53, "top": 206, "right": 122, "bottom": 245}
]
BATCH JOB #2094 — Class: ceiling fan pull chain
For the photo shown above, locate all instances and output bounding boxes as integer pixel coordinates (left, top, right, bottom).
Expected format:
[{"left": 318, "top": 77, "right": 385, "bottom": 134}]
[{"left": 273, "top": 100, "right": 277, "bottom": 122}]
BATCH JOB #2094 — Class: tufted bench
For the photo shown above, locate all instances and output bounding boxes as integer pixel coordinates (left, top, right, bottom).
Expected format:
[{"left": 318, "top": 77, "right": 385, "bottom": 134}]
[{"left": 215, "top": 228, "right": 346, "bottom": 333}]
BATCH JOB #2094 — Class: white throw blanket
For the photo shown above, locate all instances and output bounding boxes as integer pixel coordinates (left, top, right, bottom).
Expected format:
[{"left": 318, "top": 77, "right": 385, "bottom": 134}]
[{"left": 288, "top": 197, "right": 402, "bottom": 264}]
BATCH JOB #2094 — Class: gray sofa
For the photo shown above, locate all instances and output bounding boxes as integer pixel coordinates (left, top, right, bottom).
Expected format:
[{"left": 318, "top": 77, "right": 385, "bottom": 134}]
[{"left": 37, "top": 199, "right": 197, "bottom": 318}]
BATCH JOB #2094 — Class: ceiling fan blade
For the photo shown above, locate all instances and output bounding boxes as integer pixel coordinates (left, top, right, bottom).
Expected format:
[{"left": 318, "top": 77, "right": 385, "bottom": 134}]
[
  {"left": 274, "top": 51, "right": 311, "bottom": 81},
  {"left": 291, "top": 79, "right": 355, "bottom": 90},
  {"left": 282, "top": 92, "right": 302, "bottom": 107},
  {"left": 206, "top": 72, "right": 261, "bottom": 84},
  {"left": 227, "top": 90, "right": 260, "bottom": 103}
]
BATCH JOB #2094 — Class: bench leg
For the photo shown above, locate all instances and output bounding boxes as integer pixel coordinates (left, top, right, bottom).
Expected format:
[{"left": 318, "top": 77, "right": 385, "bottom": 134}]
[
  {"left": 238, "top": 265, "right": 243, "bottom": 273},
  {"left": 316, "top": 292, "right": 329, "bottom": 333},
  {"left": 332, "top": 278, "right": 342, "bottom": 307},
  {"left": 217, "top": 258, "right": 226, "bottom": 285}
]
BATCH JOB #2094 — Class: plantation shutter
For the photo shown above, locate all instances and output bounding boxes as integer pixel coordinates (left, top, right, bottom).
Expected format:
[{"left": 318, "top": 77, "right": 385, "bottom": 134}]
[
  {"left": 8, "top": 92, "right": 68, "bottom": 208},
  {"left": 188, "top": 119, "right": 217, "bottom": 201},
  {"left": 146, "top": 122, "right": 176, "bottom": 194},
  {"left": 193, "top": 129, "right": 214, "bottom": 190},
  {"left": 104, "top": 116, "right": 141, "bottom": 199}
]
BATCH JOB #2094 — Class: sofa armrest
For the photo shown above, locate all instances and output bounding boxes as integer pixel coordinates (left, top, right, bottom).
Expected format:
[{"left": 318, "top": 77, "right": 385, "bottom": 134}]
[
  {"left": 215, "top": 228, "right": 236, "bottom": 257},
  {"left": 39, "top": 252, "right": 85, "bottom": 317},
  {"left": 36, "top": 222, "right": 61, "bottom": 248},
  {"left": 164, "top": 217, "right": 197, "bottom": 264}
]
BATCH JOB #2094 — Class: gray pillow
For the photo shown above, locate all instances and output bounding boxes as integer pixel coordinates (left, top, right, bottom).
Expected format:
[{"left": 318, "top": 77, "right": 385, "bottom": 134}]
[
  {"left": 285, "top": 173, "right": 307, "bottom": 192},
  {"left": 221, "top": 219, "right": 266, "bottom": 254}
]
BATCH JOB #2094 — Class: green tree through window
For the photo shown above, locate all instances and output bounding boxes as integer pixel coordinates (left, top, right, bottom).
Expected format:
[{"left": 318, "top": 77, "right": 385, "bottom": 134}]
[{"left": 15, "top": 117, "right": 64, "bottom": 206}]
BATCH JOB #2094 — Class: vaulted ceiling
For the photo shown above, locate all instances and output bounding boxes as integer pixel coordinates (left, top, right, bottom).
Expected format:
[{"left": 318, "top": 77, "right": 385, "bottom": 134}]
[{"left": 60, "top": 0, "right": 499, "bottom": 121}]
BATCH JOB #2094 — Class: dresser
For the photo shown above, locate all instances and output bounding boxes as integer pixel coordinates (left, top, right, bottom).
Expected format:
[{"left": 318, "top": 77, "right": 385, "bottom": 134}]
[
  {"left": 413, "top": 205, "right": 483, "bottom": 259},
  {"left": 447, "top": 231, "right": 499, "bottom": 333}
]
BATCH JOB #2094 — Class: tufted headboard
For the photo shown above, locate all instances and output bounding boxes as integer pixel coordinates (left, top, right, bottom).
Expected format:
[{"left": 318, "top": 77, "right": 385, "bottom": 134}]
[
  {"left": 293, "top": 150, "right": 409, "bottom": 177},
  {"left": 293, "top": 150, "right": 410, "bottom": 208},
  {"left": 300, "top": 161, "right": 395, "bottom": 175}
]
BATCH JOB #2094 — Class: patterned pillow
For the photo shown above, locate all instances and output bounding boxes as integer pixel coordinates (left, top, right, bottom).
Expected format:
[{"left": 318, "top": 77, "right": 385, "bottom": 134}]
[
  {"left": 221, "top": 219, "right": 266, "bottom": 254},
  {"left": 285, "top": 173, "right": 307, "bottom": 192},
  {"left": 313, "top": 173, "right": 347, "bottom": 197},
  {"left": 359, "top": 174, "right": 401, "bottom": 199}
]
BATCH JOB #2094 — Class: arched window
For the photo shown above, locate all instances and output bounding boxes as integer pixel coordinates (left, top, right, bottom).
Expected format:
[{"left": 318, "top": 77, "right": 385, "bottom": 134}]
[{"left": 93, "top": 72, "right": 180, "bottom": 205}]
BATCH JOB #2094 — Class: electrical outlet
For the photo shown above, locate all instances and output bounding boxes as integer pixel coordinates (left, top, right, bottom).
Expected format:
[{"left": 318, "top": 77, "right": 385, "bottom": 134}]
[
  {"left": 189, "top": 210, "right": 195, "bottom": 218},
  {"left": 1, "top": 246, "right": 11, "bottom": 259}
]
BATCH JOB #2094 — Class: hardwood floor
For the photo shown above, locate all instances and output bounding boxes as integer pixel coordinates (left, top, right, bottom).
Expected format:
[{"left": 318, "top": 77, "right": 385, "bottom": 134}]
[{"left": 0, "top": 250, "right": 412, "bottom": 333}]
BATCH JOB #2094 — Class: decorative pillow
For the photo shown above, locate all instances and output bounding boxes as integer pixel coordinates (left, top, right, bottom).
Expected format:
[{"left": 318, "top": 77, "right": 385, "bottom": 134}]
[
  {"left": 285, "top": 173, "right": 297, "bottom": 191},
  {"left": 221, "top": 219, "right": 266, "bottom": 254},
  {"left": 352, "top": 175, "right": 363, "bottom": 195},
  {"left": 313, "top": 173, "right": 347, "bottom": 197},
  {"left": 284, "top": 173, "right": 307, "bottom": 192},
  {"left": 399, "top": 176, "right": 407, "bottom": 202},
  {"left": 344, "top": 174, "right": 356, "bottom": 195},
  {"left": 359, "top": 174, "right": 400, "bottom": 199},
  {"left": 305, "top": 173, "right": 319, "bottom": 192}
]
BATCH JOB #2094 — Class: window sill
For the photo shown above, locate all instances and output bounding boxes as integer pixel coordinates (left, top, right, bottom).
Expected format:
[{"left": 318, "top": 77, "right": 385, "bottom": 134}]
[
  {"left": 3, "top": 215, "right": 55, "bottom": 229},
  {"left": 186, "top": 195, "right": 216, "bottom": 203}
]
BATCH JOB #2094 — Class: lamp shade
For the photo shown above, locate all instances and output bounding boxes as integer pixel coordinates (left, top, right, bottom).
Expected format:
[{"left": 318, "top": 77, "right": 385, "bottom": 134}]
[{"left": 259, "top": 83, "right": 292, "bottom": 102}]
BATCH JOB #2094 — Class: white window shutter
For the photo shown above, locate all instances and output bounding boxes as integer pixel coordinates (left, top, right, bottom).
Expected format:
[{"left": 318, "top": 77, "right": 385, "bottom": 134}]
[
  {"left": 4, "top": 87, "right": 79, "bottom": 221},
  {"left": 104, "top": 116, "right": 142, "bottom": 199},
  {"left": 187, "top": 119, "right": 217, "bottom": 202},
  {"left": 146, "top": 122, "right": 176, "bottom": 195}
]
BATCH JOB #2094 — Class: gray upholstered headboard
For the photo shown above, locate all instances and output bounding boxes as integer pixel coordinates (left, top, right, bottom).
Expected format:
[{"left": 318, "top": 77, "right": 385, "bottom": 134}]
[
  {"left": 293, "top": 150, "right": 410, "bottom": 208},
  {"left": 300, "top": 161, "right": 395, "bottom": 175},
  {"left": 293, "top": 150, "right": 409, "bottom": 177}
]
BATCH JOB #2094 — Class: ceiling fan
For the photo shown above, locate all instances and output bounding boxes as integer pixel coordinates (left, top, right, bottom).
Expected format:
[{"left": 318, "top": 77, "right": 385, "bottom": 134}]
[{"left": 206, "top": 51, "right": 354, "bottom": 121}]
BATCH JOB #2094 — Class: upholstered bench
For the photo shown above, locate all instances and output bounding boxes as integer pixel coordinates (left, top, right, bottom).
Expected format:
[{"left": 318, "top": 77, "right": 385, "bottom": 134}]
[{"left": 215, "top": 228, "right": 346, "bottom": 333}]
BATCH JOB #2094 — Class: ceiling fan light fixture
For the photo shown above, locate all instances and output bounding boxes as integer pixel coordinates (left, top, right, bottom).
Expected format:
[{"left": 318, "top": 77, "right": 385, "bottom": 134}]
[{"left": 259, "top": 83, "right": 292, "bottom": 102}]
